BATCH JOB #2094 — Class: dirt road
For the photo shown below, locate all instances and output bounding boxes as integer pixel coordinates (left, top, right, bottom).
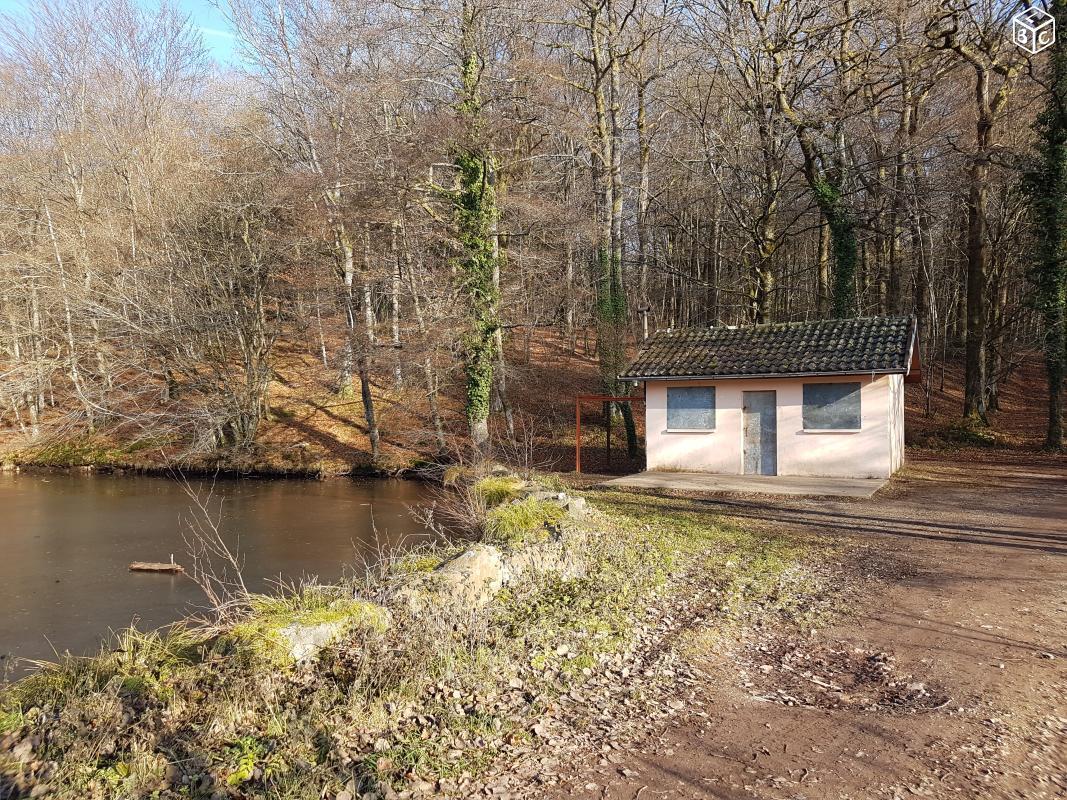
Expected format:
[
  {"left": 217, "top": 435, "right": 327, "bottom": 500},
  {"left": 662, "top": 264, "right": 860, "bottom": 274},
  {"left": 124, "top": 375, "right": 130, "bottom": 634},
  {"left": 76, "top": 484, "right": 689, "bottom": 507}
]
[{"left": 543, "top": 452, "right": 1067, "bottom": 799}]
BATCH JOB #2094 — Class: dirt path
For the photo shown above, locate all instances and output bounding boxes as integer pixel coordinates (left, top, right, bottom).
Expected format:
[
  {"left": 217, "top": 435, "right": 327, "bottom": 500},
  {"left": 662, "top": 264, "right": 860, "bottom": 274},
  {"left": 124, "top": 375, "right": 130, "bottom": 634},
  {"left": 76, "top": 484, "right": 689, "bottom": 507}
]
[{"left": 540, "top": 452, "right": 1067, "bottom": 799}]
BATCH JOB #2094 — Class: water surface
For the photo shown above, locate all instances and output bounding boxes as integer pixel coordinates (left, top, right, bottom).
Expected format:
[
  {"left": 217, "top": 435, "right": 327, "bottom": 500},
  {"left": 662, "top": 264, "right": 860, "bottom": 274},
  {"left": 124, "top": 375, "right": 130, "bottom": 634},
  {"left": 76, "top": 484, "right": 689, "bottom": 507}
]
[{"left": 0, "top": 472, "right": 430, "bottom": 670}]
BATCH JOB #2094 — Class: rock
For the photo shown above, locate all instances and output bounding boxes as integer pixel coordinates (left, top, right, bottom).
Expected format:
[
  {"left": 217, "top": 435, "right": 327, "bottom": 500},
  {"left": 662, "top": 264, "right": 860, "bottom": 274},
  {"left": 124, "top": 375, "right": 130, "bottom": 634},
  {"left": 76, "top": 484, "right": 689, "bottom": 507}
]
[
  {"left": 278, "top": 619, "right": 350, "bottom": 662},
  {"left": 12, "top": 738, "right": 33, "bottom": 762},
  {"left": 393, "top": 544, "right": 510, "bottom": 615},
  {"left": 434, "top": 544, "right": 507, "bottom": 607},
  {"left": 505, "top": 535, "right": 586, "bottom": 584},
  {"left": 164, "top": 763, "right": 181, "bottom": 787},
  {"left": 563, "top": 496, "right": 587, "bottom": 517},
  {"left": 390, "top": 481, "right": 588, "bottom": 616},
  {"left": 519, "top": 489, "right": 557, "bottom": 503},
  {"left": 502, "top": 541, "right": 565, "bottom": 583}
]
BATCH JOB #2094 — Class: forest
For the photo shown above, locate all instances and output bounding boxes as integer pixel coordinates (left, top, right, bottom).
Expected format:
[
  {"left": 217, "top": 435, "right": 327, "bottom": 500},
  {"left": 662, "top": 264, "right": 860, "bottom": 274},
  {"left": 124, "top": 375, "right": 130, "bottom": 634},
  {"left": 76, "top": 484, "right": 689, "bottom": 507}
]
[{"left": 0, "top": 0, "right": 1064, "bottom": 464}]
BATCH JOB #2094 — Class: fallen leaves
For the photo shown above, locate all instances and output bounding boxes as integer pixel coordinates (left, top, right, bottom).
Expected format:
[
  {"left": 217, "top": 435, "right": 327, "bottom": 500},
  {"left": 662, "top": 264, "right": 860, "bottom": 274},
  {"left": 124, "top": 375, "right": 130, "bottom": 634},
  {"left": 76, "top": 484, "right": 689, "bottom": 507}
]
[{"left": 739, "top": 638, "right": 952, "bottom": 713}]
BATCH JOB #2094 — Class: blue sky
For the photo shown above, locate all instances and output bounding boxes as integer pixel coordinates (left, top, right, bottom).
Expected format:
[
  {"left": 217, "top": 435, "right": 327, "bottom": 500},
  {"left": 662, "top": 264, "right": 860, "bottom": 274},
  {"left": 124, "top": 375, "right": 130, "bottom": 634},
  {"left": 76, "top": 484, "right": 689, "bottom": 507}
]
[
  {"left": 179, "top": 0, "right": 239, "bottom": 63},
  {"left": 0, "top": 0, "right": 240, "bottom": 64}
]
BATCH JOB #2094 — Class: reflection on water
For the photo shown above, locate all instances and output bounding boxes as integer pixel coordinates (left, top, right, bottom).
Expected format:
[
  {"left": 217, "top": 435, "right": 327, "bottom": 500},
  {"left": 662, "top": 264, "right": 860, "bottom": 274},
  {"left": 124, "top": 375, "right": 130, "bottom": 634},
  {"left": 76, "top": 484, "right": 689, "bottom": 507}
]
[{"left": 0, "top": 472, "right": 431, "bottom": 669}]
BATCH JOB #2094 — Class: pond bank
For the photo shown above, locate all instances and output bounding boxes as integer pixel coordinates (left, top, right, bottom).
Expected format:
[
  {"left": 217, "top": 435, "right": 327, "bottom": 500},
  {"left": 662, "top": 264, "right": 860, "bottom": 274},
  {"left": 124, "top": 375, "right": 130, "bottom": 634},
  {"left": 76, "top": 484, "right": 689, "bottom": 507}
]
[
  {"left": 1, "top": 454, "right": 409, "bottom": 482},
  {"left": 0, "top": 473, "right": 836, "bottom": 799},
  {"left": 0, "top": 428, "right": 431, "bottom": 482}
]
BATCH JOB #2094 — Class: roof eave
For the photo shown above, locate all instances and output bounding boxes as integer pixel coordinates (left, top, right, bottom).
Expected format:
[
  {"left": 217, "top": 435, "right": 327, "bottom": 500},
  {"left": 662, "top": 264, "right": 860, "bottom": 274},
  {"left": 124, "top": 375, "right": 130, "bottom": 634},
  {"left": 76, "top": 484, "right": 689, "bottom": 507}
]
[{"left": 619, "top": 368, "right": 909, "bottom": 382}]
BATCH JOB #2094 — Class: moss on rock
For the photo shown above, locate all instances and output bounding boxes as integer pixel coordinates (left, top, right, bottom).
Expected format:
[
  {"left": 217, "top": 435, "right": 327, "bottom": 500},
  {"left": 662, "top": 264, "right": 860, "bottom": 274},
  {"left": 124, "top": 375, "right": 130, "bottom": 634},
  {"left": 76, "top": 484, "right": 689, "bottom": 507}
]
[
  {"left": 229, "top": 597, "right": 390, "bottom": 665},
  {"left": 484, "top": 497, "right": 564, "bottom": 548}
]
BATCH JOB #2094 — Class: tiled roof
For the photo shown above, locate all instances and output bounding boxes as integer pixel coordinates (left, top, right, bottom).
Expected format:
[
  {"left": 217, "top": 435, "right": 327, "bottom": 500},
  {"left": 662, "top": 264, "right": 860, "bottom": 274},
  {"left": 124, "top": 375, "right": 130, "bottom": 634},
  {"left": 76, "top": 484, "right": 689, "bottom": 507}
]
[{"left": 620, "top": 316, "right": 915, "bottom": 380}]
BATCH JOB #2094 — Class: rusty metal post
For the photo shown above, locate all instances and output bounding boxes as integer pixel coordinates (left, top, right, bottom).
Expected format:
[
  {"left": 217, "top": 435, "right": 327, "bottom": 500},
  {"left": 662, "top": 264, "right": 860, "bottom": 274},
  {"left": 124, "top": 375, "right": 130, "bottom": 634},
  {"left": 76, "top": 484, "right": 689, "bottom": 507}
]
[{"left": 575, "top": 399, "right": 582, "bottom": 474}]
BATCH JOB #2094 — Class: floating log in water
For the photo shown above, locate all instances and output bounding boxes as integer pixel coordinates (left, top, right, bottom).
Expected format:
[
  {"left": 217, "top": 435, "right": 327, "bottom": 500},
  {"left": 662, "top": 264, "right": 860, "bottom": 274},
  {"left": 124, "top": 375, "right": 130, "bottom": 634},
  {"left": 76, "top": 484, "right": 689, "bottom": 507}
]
[{"left": 129, "top": 555, "right": 184, "bottom": 574}]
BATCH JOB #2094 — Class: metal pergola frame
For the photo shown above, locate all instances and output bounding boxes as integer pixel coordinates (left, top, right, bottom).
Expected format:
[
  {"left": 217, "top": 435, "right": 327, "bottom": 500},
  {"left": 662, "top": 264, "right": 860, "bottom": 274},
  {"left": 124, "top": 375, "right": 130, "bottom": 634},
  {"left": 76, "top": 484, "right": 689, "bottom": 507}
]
[{"left": 574, "top": 394, "right": 645, "bottom": 474}]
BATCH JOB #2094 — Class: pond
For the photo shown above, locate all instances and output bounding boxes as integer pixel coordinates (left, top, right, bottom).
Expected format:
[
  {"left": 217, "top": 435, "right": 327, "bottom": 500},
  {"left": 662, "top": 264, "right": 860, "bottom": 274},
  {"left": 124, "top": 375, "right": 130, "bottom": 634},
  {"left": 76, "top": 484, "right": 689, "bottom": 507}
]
[{"left": 0, "top": 472, "right": 432, "bottom": 672}]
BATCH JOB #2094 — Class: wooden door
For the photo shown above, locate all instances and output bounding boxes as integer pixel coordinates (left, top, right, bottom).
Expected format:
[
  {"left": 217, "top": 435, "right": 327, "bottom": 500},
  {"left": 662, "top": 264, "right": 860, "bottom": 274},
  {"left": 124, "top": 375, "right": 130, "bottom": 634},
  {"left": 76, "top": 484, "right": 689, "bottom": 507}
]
[{"left": 743, "top": 391, "right": 777, "bottom": 476}]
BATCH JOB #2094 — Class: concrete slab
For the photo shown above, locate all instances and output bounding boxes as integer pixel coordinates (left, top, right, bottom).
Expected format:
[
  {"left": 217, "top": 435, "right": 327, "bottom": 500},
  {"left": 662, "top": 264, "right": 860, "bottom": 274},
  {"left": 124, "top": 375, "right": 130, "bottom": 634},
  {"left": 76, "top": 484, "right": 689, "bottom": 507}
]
[{"left": 600, "top": 471, "right": 888, "bottom": 499}]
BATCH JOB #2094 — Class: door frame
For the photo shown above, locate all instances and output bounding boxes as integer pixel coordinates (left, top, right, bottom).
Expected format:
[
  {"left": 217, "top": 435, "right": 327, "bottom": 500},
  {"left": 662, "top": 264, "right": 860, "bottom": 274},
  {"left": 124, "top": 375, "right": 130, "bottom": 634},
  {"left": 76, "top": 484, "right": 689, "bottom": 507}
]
[{"left": 741, "top": 389, "right": 778, "bottom": 476}]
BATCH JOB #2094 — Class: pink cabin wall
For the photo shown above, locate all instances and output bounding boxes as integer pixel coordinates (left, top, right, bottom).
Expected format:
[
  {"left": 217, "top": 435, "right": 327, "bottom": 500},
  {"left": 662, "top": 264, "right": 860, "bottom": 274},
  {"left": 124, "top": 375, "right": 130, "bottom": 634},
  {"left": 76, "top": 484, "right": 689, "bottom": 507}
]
[
  {"left": 888, "top": 373, "right": 905, "bottom": 473},
  {"left": 643, "top": 374, "right": 900, "bottom": 479}
]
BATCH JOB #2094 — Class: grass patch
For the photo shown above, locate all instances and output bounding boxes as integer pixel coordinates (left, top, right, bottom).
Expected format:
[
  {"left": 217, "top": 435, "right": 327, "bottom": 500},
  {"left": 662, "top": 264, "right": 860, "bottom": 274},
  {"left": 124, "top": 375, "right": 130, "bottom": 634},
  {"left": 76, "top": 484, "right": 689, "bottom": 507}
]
[
  {"left": 484, "top": 497, "right": 564, "bottom": 548},
  {"left": 586, "top": 490, "right": 831, "bottom": 626},
  {"left": 0, "top": 708, "right": 24, "bottom": 735},
  {"left": 392, "top": 551, "right": 447, "bottom": 575},
  {"left": 227, "top": 587, "right": 390, "bottom": 666},
  {"left": 10, "top": 626, "right": 205, "bottom": 711},
  {"left": 247, "top": 586, "right": 387, "bottom": 630},
  {"left": 472, "top": 475, "right": 524, "bottom": 506}
]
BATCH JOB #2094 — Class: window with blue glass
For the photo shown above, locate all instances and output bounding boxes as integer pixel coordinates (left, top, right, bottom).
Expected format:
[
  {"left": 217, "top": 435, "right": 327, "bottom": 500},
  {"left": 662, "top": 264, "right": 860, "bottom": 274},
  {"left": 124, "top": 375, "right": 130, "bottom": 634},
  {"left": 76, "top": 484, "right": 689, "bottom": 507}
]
[
  {"left": 666, "top": 386, "right": 715, "bottom": 430},
  {"left": 802, "top": 382, "right": 862, "bottom": 430}
]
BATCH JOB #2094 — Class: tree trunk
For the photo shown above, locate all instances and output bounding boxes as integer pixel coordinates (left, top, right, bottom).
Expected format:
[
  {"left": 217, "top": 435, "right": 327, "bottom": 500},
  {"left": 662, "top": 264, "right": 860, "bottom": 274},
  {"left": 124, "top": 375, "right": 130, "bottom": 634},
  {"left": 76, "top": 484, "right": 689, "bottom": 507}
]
[
  {"left": 357, "top": 353, "right": 380, "bottom": 461},
  {"left": 637, "top": 77, "right": 651, "bottom": 327},
  {"left": 814, "top": 183, "right": 858, "bottom": 319},
  {"left": 817, "top": 220, "right": 831, "bottom": 316},
  {"left": 455, "top": 4, "right": 501, "bottom": 451},
  {"left": 337, "top": 231, "right": 356, "bottom": 392},
  {"left": 390, "top": 221, "right": 402, "bottom": 386},
  {"left": 963, "top": 121, "right": 990, "bottom": 421},
  {"left": 357, "top": 231, "right": 382, "bottom": 454}
]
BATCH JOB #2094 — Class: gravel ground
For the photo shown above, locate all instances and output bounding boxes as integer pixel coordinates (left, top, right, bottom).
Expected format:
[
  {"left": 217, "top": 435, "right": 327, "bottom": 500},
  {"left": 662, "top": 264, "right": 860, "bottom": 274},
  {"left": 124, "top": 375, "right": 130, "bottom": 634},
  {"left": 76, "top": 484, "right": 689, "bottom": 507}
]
[{"left": 504, "top": 451, "right": 1067, "bottom": 800}]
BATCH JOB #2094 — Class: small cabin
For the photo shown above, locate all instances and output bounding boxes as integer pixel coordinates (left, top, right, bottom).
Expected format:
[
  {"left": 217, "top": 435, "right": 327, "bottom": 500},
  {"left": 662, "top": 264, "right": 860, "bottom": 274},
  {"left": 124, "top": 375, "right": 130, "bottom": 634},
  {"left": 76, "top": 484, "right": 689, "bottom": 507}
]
[{"left": 620, "top": 316, "right": 919, "bottom": 479}]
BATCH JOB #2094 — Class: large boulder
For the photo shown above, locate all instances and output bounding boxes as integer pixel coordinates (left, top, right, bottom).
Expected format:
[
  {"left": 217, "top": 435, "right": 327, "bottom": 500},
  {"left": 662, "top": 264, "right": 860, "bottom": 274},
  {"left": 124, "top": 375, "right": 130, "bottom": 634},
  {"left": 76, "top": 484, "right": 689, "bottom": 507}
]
[
  {"left": 393, "top": 544, "right": 506, "bottom": 614},
  {"left": 436, "top": 544, "right": 507, "bottom": 602},
  {"left": 390, "top": 481, "right": 589, "bottom": 615}
]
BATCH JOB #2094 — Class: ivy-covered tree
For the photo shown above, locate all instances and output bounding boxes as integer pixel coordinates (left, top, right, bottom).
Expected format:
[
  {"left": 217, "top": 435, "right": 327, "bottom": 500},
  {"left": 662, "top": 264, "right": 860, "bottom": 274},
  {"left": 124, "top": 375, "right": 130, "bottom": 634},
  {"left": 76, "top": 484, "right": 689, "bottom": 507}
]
[
  {"left": 1024, "top": 0, "right": 1067, "bottom": 449},
  {"left": 452, "top": 0, "right": 500, "bottom": 449},
  {"left": 756, "top": 0, "right": 860, "bottom": 319}
]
